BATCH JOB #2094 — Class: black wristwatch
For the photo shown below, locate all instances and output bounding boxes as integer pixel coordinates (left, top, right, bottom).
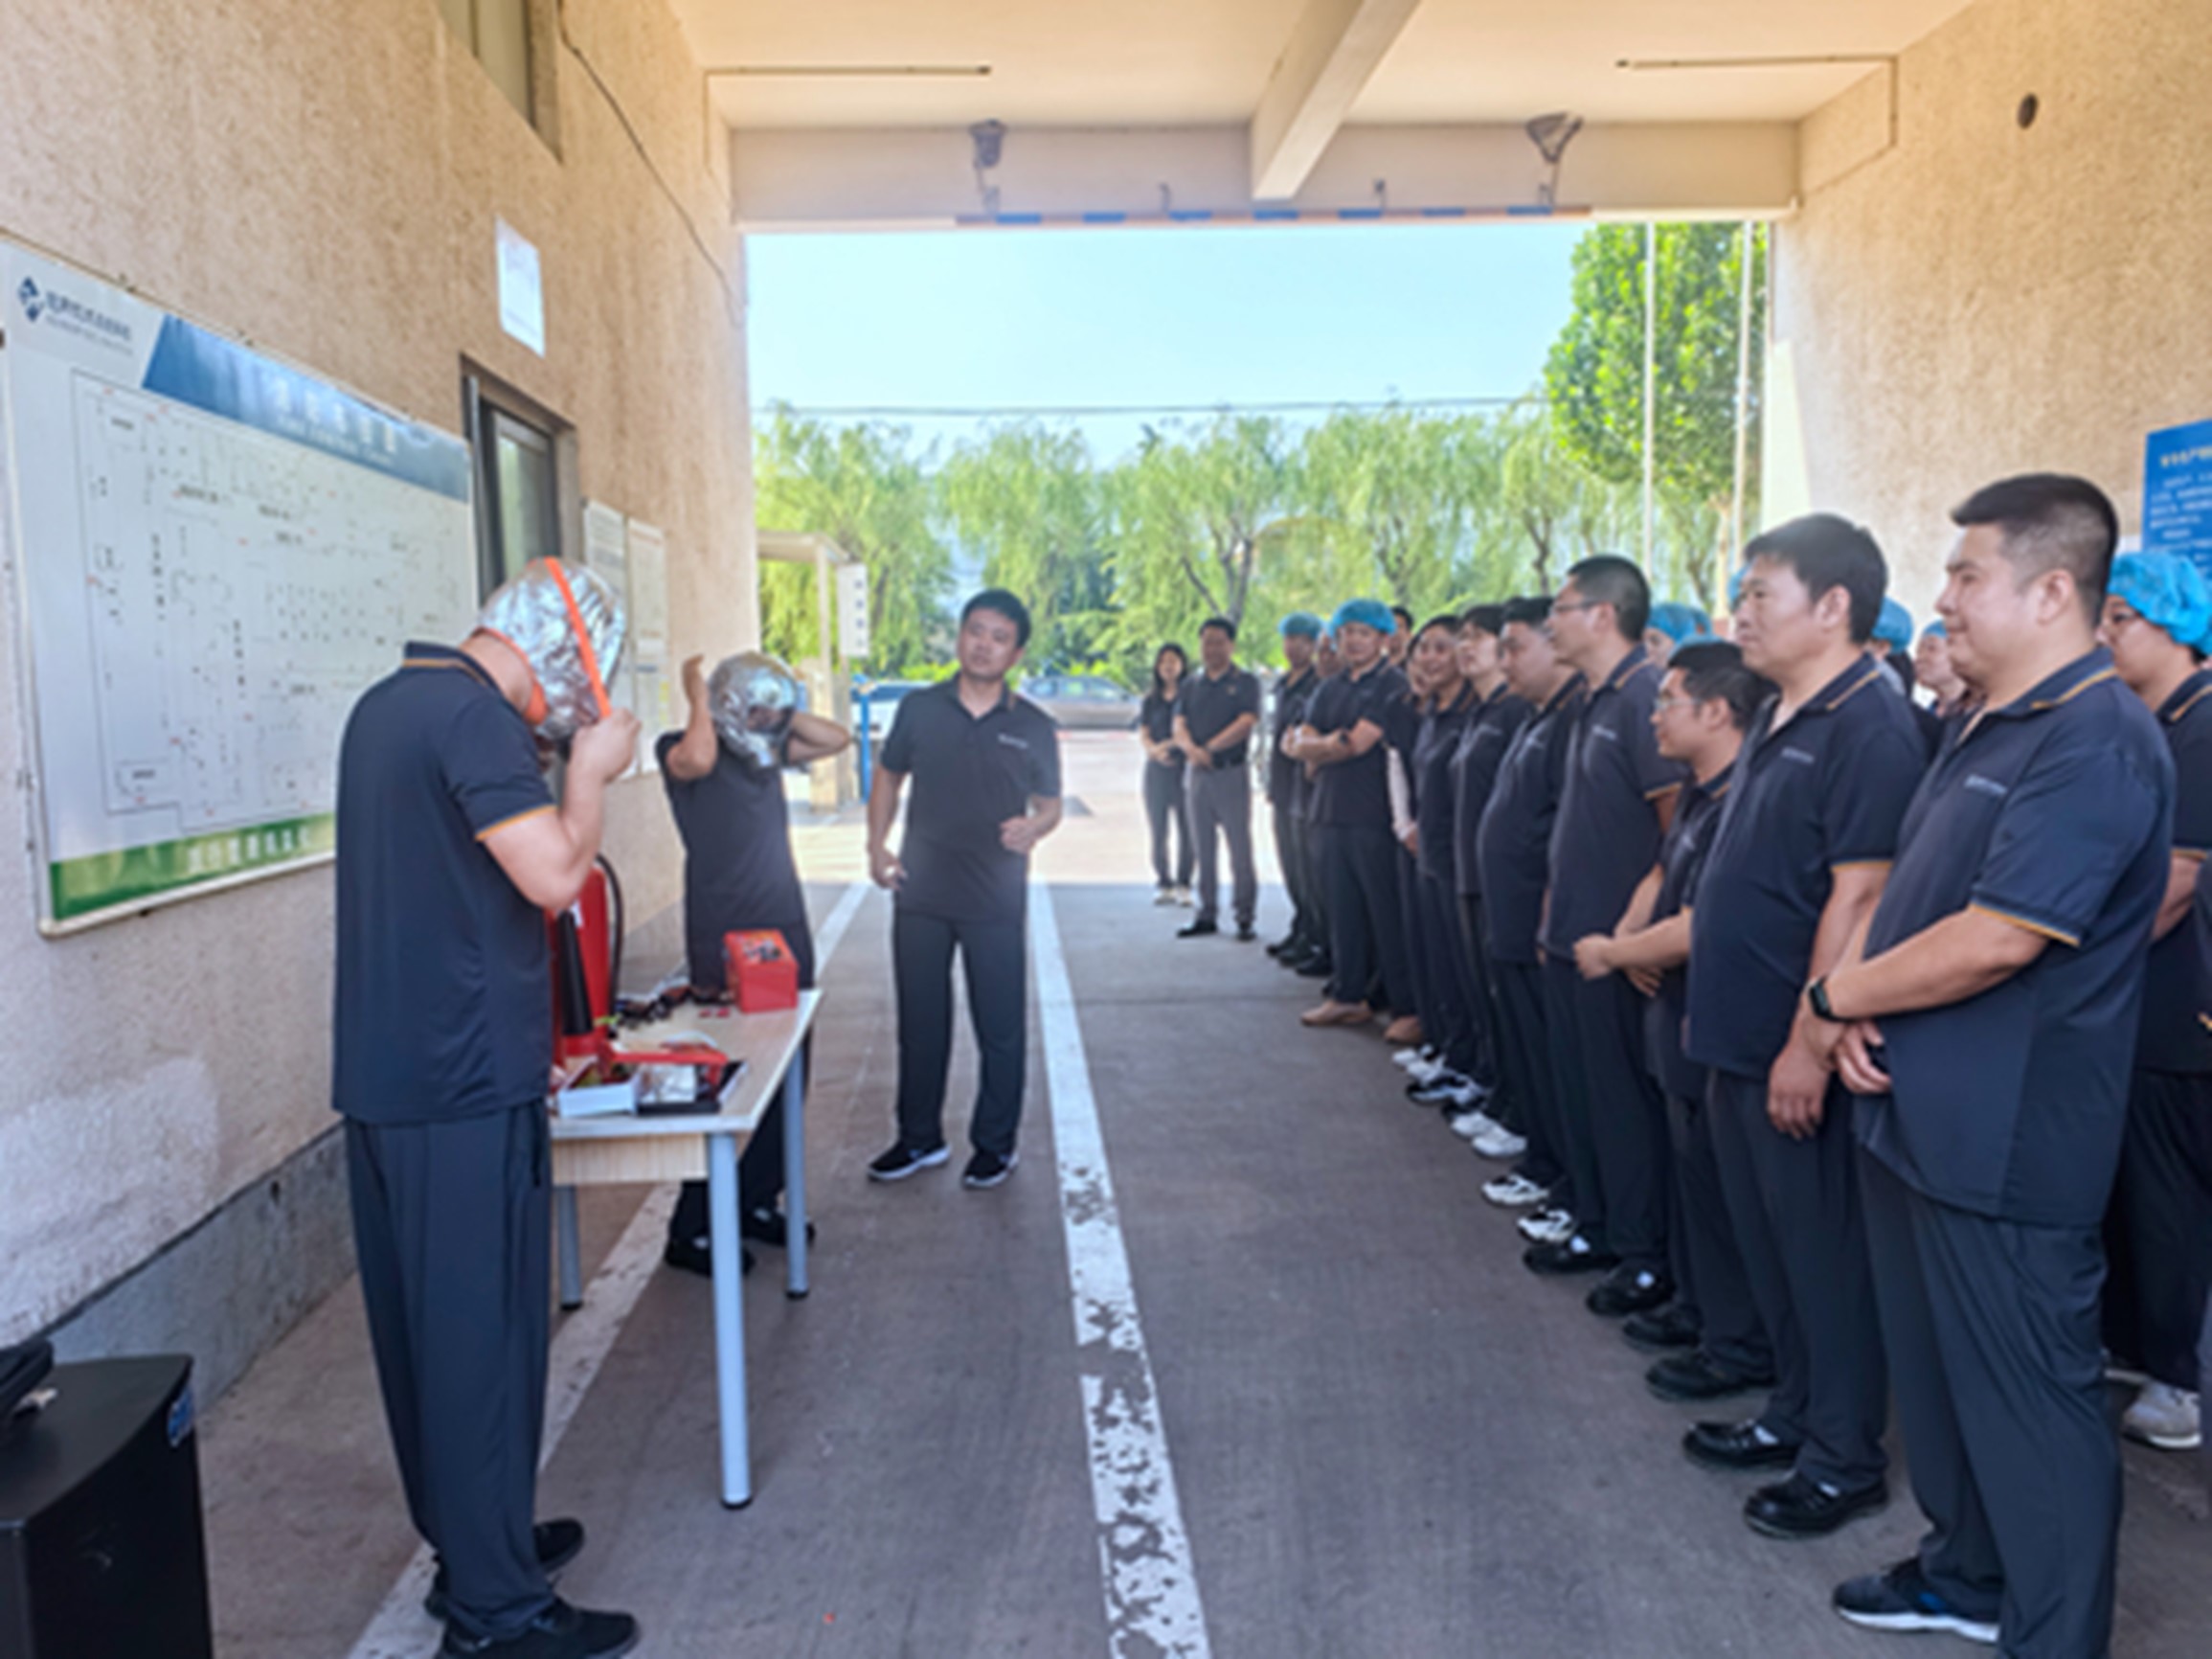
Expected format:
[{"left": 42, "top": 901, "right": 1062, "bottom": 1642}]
[{"left": 1807, "top": 977, "right": 1844, "bottom": 1023}]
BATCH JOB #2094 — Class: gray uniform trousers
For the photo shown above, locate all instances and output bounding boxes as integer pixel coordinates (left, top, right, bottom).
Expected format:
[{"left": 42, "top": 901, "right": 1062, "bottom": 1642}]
[
  {"left": 1860, "top": 1148, "right": 2118, "bottom": 1659},
  {"left": 1707, "top": 1070, "right": 1887, "bottom": 1490},
  {"left": 347, "top": 1103, "right": 554, "bottom": 1641},
  {"left": 1186, "top": 762, "right": 1257, "bottom": 927}
]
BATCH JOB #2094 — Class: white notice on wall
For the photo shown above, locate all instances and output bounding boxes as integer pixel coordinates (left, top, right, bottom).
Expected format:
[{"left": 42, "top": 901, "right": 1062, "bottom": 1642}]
[
  {"left": 625, "top": 519, "right": 671, "bottom": 749},
  {"left": 496, "top": 219, "right": 545, "bottom": 355},
  {"left": 583, "top": 499, "right": 627, "bottom": 598},
  {"left": 836, "top": 561, "right": 871, "bottom": 661}
]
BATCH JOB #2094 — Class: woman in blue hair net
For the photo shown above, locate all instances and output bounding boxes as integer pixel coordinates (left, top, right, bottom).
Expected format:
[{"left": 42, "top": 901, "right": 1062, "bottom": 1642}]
[
  {"left": 2095, "top": 549, "right": 2212, "bottom": 1457},
  {"left": 1643, "top": 601, "right": 1713, "bottom": 664}
]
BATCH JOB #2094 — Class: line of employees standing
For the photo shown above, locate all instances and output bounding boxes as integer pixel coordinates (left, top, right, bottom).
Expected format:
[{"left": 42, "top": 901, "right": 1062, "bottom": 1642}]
[{"left": 1248, "top": 472, "right": 2206, "bottom": 1659}]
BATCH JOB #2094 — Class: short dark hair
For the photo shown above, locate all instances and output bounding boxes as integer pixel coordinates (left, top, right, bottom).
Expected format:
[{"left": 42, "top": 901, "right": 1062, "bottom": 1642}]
[
  {"left": 1564, "top": 555, "right": 1651, "bottom": 640},
  {"left": 1415, "top": 612, "right": 1463, "bottom": 644},
  {"left": 1742, "top": 513, "right": 1889, "bottom": 644},
  {"left": 1501, "top": 594, "right": 1553, "bottom": 630},
  {"left": 1199, "top": 615, "right": 1237, "bottom": 641},
  {"left": 961, "top": 587, "right": 1032, "bottom": 647},
  {"left": 1460, "top": 602, "right": 1506, "bottom": 637},
  {"left": 1950, "top": 473, "right": 2119, "bottom": 625},
  {"left": 1668, "top": 640, "right": 1771, "bottom": 731},
  {"left": 1390, "top": 604, "right": 1415, "bottom": 630}
]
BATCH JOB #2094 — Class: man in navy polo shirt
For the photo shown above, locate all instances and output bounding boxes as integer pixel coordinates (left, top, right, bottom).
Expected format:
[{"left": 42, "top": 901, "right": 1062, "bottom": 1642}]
[
  {"left": 1174, "top": 615, "right": 1263, "bottom": 942},
  {"left": 335, "top": 559, "right": 640, "bottom": 1659},
  {"left": 1473, "top": 597, "right": 1585, "bottom": 1239},
  {"left": 867, "top": 590, "right": 1063, "bottom": 1190},
  {"left": 1292, "top": 600, "right": 1414, "bottom": 1032},
  {"left": 1573, "top": 642, "right": 1776, "bottom": 1403},
  {"left": 1528, "top": 557, "right": 1686, "bottom": 1308},
  {"left": 2095, "top": 551, "right": 2212, "bottom": 1454},
  {"left": 1267, "top": 613, "right": 1326, "bottom": 962},
  {"left": 1676, "top": 516, "right": 1923, "bottom": 1541},
  {"left": 1807, "top": 476, "right": 2171, "bottom": 1657}
]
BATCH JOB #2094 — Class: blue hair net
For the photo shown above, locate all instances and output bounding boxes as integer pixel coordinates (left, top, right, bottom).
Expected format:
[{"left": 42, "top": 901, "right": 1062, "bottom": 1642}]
[
  {"left": 1648, "top": 601, "right": 1713, "bottom": 646},
  {"left": 1278, "top": 610, "right": 1323, "bottom": 640},
  {"left": 1920, "top": 620, "right": 1946, "bottom": 642},
  {"left": 1329, "top": 598, "right": 1396, "bottom": 637},
  {"left": 2109, "top": 552, "right": 2212, "bottom": 650},
  {"left": 1874, "top": 597, "right": 1914, "bottom": 650},
  {"left": 1727, "top": 565, "right": 1749, "bottom": 608}
]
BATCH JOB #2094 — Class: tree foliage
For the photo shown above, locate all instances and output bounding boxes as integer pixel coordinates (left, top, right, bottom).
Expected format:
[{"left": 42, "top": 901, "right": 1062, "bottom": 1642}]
[{"left": 937, "top": 423, "right": 1112, "bottom": 670}]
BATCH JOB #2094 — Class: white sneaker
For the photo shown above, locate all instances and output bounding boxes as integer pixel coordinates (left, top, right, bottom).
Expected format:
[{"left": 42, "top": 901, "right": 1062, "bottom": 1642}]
[
  {"left": 1482, "top": 1172, "right": 1548, "bottom": 1208},
  {"left": 2121, "top": 1382, "right": 2201, "bottom": 1450},
  {"left": 1517, "top": 1207, "right": 1576, "bottom": 1244},
  {"left": 1447, "top": 1107, "right": 1501, "bottom": 1142},
  {"left": 1471, "top": 1124, "right": 1529, "bottom": 1161},
  {"left": 1152, "top": 885, "right": 1178, "bottom": 906},
  {"left": 1390, "top": 1045, "right": 1431, "bottom": 1071},
  {"left": 1173, "top": 885, "right": 1194, "bottom": 907}
]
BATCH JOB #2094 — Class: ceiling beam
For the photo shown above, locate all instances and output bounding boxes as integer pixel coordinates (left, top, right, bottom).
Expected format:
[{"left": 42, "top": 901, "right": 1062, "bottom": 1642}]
[{"left": 1249, "top": 0, "right": 1427, "bottom": 201}]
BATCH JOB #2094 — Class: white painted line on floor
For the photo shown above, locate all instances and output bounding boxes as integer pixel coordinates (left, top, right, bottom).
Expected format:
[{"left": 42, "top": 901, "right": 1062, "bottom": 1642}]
[
  {"left": 346, "top": 882, "right": 867, "bottom": 1659},
  {"left": 1030, "top": 883, "right": 1214, "bottom": 1659}
]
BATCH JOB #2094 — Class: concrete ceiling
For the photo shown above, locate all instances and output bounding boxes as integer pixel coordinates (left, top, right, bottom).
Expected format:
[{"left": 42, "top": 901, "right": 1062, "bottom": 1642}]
[{"left": 680, "top": 0, "right": 1977, "bottom": 131}]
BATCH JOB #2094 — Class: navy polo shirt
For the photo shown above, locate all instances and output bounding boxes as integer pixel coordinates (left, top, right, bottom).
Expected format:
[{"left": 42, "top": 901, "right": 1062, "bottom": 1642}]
[
  {"left": 1647, "top": 761, "right": 1734, "bottom": 1101},
  {"left": 1139, "top": 690, "right": 1183, "bottom": 772},
  {"left": 1308, "top": 661, "right": 1408, "bottom": 830},
  {"left": 1540, "top": 646, "right": 1685, "bottom": 958},
  {"left": 1176, "top": 665, "right": 1262, "bottom": 766},
  {"left": 1450, "top": 685, "right": 1531, "bottom": 896},
  {"left": 656, "top": 731, "right": 811, "bottom": 996},
  {"left": 332, "top": 644, "right": 554, "bottom": 1124},
  {"left": 881, "top": 677, "right": 1062, "bottom": 923},
  {"left": 1412, "top": 684, "right": 1478, "bottom": 886},
  {"left": 1269, "top": 667, "right": 1320, "bottom": 807},
  {"left": 1684, "top": 657, "right": 1926, "bottom": 1078},
  {"left": 1855, "top": 649, "right": 2174, "bottom": 1227},
  {"left": 2137, "top": 668, "right": 2212, "bottom": 1073},
  {"left": 1475, "top": 675, "right": 1586, "bottom": 965}
]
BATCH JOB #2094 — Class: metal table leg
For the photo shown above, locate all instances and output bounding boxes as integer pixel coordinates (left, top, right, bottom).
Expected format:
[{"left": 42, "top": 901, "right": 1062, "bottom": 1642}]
[
  {"left": 782, "top": 1047, "right": 808, "bottom": 1300},
  {"left": 707, "top": 1131, "right": 751, "bottom": 1508},
  {"left": 554, "top": 1186, "right": 583, "bottom": 1310}
]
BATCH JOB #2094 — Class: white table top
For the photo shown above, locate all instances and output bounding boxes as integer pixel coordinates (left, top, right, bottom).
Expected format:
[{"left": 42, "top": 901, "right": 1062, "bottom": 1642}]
[{"left": 548, "top": 990, "right": 822, "bottom": 1141}]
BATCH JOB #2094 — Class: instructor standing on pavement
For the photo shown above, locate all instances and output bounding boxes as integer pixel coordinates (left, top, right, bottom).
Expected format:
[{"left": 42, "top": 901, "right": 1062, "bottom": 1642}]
[
  {"left": 866, "top": 590, "right": 1064, "bottom": 1190},
  {"left": 1175, "top": 615, "right": 1262, "bottom": 942},
  {"left": 334, "top": 559, "right": 640, "bottom": 1659}
]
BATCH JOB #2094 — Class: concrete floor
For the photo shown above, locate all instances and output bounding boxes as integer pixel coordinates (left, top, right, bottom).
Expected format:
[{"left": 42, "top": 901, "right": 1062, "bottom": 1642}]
[{"left": 200, "top": 732, "right": 2211, "bottom": 1657}]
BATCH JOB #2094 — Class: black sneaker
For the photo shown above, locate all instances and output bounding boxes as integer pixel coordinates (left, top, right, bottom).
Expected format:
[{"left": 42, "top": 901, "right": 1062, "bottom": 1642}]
[
  {"left": 1745, "top": 1470, "right": 1886, "bottom": 1539},
  {"left": 438, "top": 1597, "right": 639, "bottom": 1658},
  {"left": 867, "top": 1142, "right": 950, "bottom": 1182},
  {"left": 1234, "top": 923, "right": 1257, "bottom": 942},
  {"left": 1523, "top": 1234, "right": 1618, "bottom": 1276},
  {"left": 1177, "top": 918, "right": 1219, "bottom": 939},
  {"left": 1833, "top": 1559, "right": 1999, "bottom": 1645},
  {"left": 661, "top": 1235, "right": 756, "bottom": 1278},
  {"left": 1585, "top": 1264, "right": 1673, "bottom": 1317},
  {"left": 1683, "top": 1418, "right": 1801, "bottom": 1471},
  {"left": 1646, "top": 1351, "right": 1775, "bottom": 1403},
  {"left": 425, "top": 1520, "right": 586, "bottom": 1622},
  {"left": 739, "top": 1205, "right": 818, "bottom": 1248},
  {"left": 1294, "top": 953, "right": 1334, "bottom": 978},
  {"left": 962, "top": 1148, "right": 1020, "bottom": 1189},
  {"left": 1621, "top": 1303, "right": 1702, "bottom": 1353}
]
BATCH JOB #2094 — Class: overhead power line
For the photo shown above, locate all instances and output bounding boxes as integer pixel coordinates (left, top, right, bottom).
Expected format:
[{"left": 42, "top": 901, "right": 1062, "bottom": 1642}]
[{"left": 752, "top": 395, "right": 1541, "bottom": 420}]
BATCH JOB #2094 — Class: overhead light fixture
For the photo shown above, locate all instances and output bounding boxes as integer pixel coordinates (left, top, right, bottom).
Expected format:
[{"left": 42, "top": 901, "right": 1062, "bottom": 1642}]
[
  {"left": 971, "top": 120, "right": 1007, "bottom": 216},
  {"left": 1524, "top": 112, "right": 1584, "bottom": 209}
]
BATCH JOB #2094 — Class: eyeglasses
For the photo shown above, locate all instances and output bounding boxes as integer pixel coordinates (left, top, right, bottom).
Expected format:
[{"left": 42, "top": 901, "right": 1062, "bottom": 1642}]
[
  {"left": 1653, "top": 695, "right": 1700, "bottom": 713},
  {"left": 1551, "top": 600, "right": 1603, "bottom": 617}
]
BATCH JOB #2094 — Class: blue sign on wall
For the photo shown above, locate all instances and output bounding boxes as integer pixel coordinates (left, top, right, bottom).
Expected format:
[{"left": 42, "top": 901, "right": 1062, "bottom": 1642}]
[{"left": 2144, "top": 419, "right": 2212, "bottom": 580}]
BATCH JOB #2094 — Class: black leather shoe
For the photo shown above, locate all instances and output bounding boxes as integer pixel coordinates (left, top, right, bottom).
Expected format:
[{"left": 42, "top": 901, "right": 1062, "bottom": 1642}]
[
  {"left": 1621, "top": 1303, "right": 1702, "bottom": 1353},
  {"left": 1266, "top": 936, "right": 1300, "bottom": 957},
  {"left": 662, "top": 1235, "right": 756, "bottom": 1278},
  {"left": 1585, "top": 1264, "right": 1673, "bottom": 1317},
  {"left": 1646, "top": 1352, "right": 1776, "bottom": 1404},
  {"left": 426, "top": 1520, "right": 585, "bottom": 1621},
  {"left": 1745, "top": 1471, "right": 1886, "bottom": 1539},
  {"left": 738, "top": 1205, "right": 818, "bottom": 1248},
  {"left": 1234, "top": 923, "right": 1258, "bottom": 942},
  {"left": 439, "top": 1597, "right": 639, "bottom": 1658},
  {"left": 1523, "top": 1235, "right": 1618, "bottom": 1276},
  {"left": 1682, "top": 1418, "right": 1801, "bottom": 1471},
  {"left": 1177, "top": 918, "right": 1219, "bottom": 938},
  {"left": 1294, "top": 954, "right": 1334, "bottom": 978}
]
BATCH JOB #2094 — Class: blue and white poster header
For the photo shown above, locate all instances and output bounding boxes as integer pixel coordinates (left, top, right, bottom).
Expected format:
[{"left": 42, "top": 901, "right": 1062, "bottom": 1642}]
[{"left": 2144, "top": 419, "right": 2212, "bottom": 582}]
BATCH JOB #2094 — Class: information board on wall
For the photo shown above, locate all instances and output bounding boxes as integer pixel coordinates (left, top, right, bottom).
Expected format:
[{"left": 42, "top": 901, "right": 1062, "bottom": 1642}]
[
  {"left": 0, "top": 242, "right": 476, "bottom": 932},
  {"left": 2144, "top": 418, "right": 2212, "bottom": 579}
]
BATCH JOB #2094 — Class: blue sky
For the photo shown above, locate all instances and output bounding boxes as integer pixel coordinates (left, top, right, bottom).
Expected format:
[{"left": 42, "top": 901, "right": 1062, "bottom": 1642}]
[{"left": 745, "top": 221, "right": 1586, "bottom": 462}]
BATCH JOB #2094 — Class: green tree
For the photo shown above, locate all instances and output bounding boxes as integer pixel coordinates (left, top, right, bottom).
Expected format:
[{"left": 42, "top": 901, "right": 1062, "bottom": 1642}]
[
  {"left": 1494, "top": 399, "right": 1639, "bottom": 595},
  {"left": 937, "top": 423, "right": 1112, "bottom": 671},
  {"left": 1294, "top": 408, "right": 1485, "bottom": 620},
  {"left": 753, "top": 405, "right": 952, "bottom": 674}
]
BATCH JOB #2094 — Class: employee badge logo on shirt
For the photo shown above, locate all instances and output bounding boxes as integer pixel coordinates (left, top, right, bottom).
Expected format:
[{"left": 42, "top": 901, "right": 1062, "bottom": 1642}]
[
  {"left": 1780, "top": 746, "right": 1817, "bottom": 766},
  {"left": 1963, "top": 773, "right": 2009, "bottom": 799},
  {"left": 997, "top": 733, "right": 1030, "bottom": 750}
]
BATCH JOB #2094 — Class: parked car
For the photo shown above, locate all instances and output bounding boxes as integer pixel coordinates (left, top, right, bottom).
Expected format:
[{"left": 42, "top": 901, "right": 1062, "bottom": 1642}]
[
  {"left": 855, "top": 679, "right": 931, "bottom": 739},
  {"left": 1021, "top": 673, "right": 1143, "bottom": 731}
]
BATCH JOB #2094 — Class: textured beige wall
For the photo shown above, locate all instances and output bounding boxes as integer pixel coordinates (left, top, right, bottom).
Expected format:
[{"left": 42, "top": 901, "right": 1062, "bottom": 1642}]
[
  {"left": 0, "top": 0, "right": 755, "bottom": 1342},
  {"left": 1772, "top": 0, "right": 2212, "bottom": 616}
]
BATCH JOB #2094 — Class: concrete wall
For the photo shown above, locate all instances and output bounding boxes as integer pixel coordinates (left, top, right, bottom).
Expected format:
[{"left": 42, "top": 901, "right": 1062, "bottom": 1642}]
[
  {"left": 0, "top": 0, "right": 754, "bottom": 1365},
  {"left": 1772, "top": 0, "right": 2212, "bottom": 612}
]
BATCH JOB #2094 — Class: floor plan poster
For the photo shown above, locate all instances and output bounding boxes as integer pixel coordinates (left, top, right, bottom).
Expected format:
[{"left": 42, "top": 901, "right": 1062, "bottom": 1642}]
[{"left": 1, "top": 243, "right": 476, "bottom": 931}]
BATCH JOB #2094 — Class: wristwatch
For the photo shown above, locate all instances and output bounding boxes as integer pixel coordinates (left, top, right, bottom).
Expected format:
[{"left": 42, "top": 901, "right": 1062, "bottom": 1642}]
[{"left": 1807, "top": 977, "right": 1843, "bottom": 1023}]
